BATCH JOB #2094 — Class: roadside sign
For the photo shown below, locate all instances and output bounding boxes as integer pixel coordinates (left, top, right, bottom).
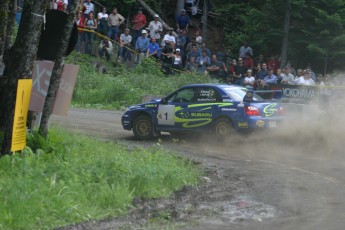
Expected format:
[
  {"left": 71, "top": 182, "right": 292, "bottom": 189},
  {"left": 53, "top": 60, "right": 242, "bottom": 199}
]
[{"left": 11, "top": 79, "right": 33, "bottom": 152}]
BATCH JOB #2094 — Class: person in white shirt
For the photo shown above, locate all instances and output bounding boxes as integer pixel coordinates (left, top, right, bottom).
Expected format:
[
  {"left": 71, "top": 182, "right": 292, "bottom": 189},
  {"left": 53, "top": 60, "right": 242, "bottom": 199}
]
[
  {"left": 148, "top": 14, "right": 163, "bottom": 42},
  {"left": 161, "top": 28, "right": 176, "bottom": 47},
  {"left": 281, "top": 66, "right": 295, "bottom": 85},
  {"left": 98, "top": 7, "right": 108, "bottom": 21},
  {"left": 244, "top": 69, "right": 255, "bottom": 88},
  {"left": 296, "top": 69, "right": 315, "bottom": 86}
]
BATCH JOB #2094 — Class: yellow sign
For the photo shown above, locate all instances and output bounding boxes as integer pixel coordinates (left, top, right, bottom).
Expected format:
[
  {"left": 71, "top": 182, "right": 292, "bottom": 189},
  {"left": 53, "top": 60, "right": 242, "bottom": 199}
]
[{"left": 11, "top": 79, "right": 33, "bottom": 152}]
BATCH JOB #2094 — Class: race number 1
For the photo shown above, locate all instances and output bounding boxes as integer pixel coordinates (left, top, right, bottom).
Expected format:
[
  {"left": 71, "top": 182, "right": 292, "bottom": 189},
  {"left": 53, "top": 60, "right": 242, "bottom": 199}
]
[{"left": 157, "top": 105, "right": 175, "bottom": 125}]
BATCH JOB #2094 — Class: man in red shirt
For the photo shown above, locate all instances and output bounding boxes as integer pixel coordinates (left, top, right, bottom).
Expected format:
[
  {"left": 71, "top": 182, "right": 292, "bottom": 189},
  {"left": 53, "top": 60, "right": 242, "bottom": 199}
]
[
  {"left": 244, "top": 52, "right": 254, "bottom": 70},
  {"left": 132, "top": 8, "right": 147, "bottom": 46}
]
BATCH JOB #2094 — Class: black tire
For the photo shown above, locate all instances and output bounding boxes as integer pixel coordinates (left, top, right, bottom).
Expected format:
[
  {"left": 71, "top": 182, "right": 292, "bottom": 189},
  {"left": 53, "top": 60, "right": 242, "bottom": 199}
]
[
  {"left": 213, "top": 118, "right": 233, "bottom": 139},
  {"left": 132, "top": 115, "right": 154, "bottom": 140}
]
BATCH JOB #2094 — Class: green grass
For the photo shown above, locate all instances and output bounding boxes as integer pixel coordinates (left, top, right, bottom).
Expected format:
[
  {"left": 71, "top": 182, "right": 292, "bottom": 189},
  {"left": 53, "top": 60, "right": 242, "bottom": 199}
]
[
  {"left": 0, "top": 128, "right": 202, "bottom": 229},
  {"left": 67, "top": 52, "right": 217, "bottom": 110}
]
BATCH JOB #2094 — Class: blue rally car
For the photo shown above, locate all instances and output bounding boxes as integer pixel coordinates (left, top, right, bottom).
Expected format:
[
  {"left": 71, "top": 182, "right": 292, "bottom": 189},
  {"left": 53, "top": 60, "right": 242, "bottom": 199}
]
[{"left": 122, "top": 84, "right": 283, "bottom": 140}]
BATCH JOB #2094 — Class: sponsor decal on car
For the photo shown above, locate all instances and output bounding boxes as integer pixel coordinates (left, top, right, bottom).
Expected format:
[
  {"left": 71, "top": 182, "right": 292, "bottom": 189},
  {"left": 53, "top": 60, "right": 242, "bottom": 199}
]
[
  {"left": 145, "top": 104, "right": 157, "bottom": 108},
  {"left": 222, "top": 108, "right": 237, "bottom": 112},
  {"left": 256, "top": 120, "right": 265, "bottom": 127},
  {"left": 263, "top": 103, "right": 278, "bottom": 117},
  {"left": 238, "top": 122, "right": 248, "bottom": 128}
]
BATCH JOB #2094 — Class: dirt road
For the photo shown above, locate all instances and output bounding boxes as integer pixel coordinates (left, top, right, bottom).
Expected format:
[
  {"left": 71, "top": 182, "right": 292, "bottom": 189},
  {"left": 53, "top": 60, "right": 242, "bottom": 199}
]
[{"left": 53, "top": 108, "right": 345, "bottom": 230}]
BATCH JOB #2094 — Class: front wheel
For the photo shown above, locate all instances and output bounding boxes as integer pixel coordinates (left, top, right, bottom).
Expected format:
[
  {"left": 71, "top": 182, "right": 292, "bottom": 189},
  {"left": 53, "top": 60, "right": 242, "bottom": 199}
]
[
  {"left": 132, "top": 115, "right": 154, "bottom": 140},
  {"left": 213, "top": 118, "right": 233, "bottom": 139}
]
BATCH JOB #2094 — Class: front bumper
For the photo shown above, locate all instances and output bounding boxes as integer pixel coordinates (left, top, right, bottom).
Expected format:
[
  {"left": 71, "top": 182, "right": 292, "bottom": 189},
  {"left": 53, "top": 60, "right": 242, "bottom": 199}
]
[{"left": 121, "top": 114, "right": 132, "bottom": 130}]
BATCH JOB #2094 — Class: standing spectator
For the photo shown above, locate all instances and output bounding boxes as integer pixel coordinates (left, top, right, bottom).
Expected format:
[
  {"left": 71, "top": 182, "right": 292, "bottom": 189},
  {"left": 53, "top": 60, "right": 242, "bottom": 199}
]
[
  {"left": 76, "top": 13, "right": 85, "bottom": 53},
  {"left": 196, "top": 50, "right": 211, "bottom": 74},
  {"left": 148, "top": 14, "right": 163, "bottom": 42},
  {"left": 276, "top": 68, "right": 284, "bottom": 83},
  {"left": 187, "top": 56, "right": 198, "bottom": 73},
  {"left": 98, "top": 38, "right": 113, "bottom": 61},
  {"left": 146, "top": 37, "right": 160, "bottom": 60},
  {"left": 84, "top": 12, "right": 97, "bottom": 55},
  {"left": 118, "top": 28, "right": 132, "bottom": 63},
  {"left": 84, "top": 0, "right": 94, "bottom": 19},
  {"left": 244, "top": 69, "right": 255, "bottom": 88},
  {"left": 239, "top": 41, "right": 253, "bottom": 58},
  {"left": 244, "top": 53, "right": 254, "bottom": 70},
  {"left": 176, "top": 9, "right": 190, "bottom": 32},
  {"left": 107, "top": 8, "right": 125, "bottom": 41},
  {"left": 161, "top": 28, "right": 176, "bottom": 47},
  {"left": 135, "top": 30, "right": 150, "bottom": 64},
  {"left": 281, "top": 66, "right": 295, "bottom": 85},
  {"left": 62, "top": 3, "right": 68, "bottom": 13},
  {"left": 233, "top": 57, "right": 248, "bottom": 85},
  {"left": 176, "top": 30, "right": 189, "bottom": 51},
  {"left": 97, "top": 7, "right": 109, "bottom": 35},
  {"left": 132, "top": 8, "right": 147, "bottom": 45}
]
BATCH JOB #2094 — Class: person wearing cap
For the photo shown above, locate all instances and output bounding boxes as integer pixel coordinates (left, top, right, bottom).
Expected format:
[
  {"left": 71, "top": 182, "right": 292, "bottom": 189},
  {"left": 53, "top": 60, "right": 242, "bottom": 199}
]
[
  {"left": 135, "top": 29, "right": 150, "bottom": 64},
  {"left": 148, "top": 14, "right": 163, "bottom": 42},
  {"left": 132, "top": 8, "right": 147, "bottom": 45},
  {"left": 176, "top": 9, "right": 190, "bottom": 32},
  {"left": 244, "top": 69, "right": 255, "bottom": 88},
  {"left": 161, "top": 28, "right": 176, "bottom": 47},
  {"left": 118, "top": 28, "right": 132, "bottom": 63},
  {"left": 172, "top": 48, "right": 183, "bottom": 70}
]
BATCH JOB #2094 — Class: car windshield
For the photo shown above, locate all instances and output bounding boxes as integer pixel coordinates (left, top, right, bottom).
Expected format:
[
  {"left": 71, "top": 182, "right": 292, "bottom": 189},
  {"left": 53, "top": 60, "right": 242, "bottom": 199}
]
[{"left": 223, "top": 87, "right": 263, "bottom": 101}]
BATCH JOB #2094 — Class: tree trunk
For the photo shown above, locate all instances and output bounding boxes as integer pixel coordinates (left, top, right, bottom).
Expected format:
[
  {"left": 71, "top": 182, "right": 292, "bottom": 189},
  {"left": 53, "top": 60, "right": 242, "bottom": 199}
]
[
  {"left": 136, "top": 0, "right": 173, "bottom": 30},
  {"left": 39, "top": 1, "right": 79, "bottom": 138},
  {"left": 280, "top": 0, "right": 291, "bottom": 68},
  {"left": 5, "top": 0, "right": 17, "bottom": 51},
  {"left": 176, "top": 0, "right": 185, "bottom": 18},
  {"left": 0, "top": 0, "right": 50, "bottom": 156},
  {"left": 0, "top": 0, "right": 10, "bottom": 58},
  {"left": 202, "top": 0, "right": 208, "bottom": 41}
]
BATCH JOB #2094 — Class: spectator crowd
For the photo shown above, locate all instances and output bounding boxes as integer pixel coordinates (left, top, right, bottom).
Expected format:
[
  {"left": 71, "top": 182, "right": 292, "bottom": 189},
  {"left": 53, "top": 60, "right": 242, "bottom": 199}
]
[{"left": 53, "top": 0, "right": 339, "bottom": 88}]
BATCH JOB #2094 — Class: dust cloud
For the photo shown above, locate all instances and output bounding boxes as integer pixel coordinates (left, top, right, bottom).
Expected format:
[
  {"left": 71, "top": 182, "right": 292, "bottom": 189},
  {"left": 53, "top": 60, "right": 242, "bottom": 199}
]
[{"left": 193, "top": 89, "right": 345, "bottom": 167}]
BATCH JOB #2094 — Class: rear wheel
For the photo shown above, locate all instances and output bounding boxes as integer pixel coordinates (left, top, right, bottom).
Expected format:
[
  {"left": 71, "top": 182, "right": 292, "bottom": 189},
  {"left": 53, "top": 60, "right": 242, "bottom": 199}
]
[
  {"left": 132, "top": 115, "right": 154, "bottom": 140},
  {"left": 213, "top": 118, "right": 233, "bottom": 139}
]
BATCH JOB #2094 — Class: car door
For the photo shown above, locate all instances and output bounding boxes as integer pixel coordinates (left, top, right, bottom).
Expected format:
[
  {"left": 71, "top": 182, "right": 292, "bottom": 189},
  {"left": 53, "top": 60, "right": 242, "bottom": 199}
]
[{"left": 156, "top": 86, "right": 221, "bottom": 131}]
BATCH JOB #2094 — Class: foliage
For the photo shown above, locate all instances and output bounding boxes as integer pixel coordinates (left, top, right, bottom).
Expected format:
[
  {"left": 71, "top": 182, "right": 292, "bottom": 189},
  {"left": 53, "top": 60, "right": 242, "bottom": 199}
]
[
  {"left": 0, "top": 128, "right": 202, "bottom": 229},
  {"left": 66, "top": 52, "right": 215, "bottom": 110}
]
